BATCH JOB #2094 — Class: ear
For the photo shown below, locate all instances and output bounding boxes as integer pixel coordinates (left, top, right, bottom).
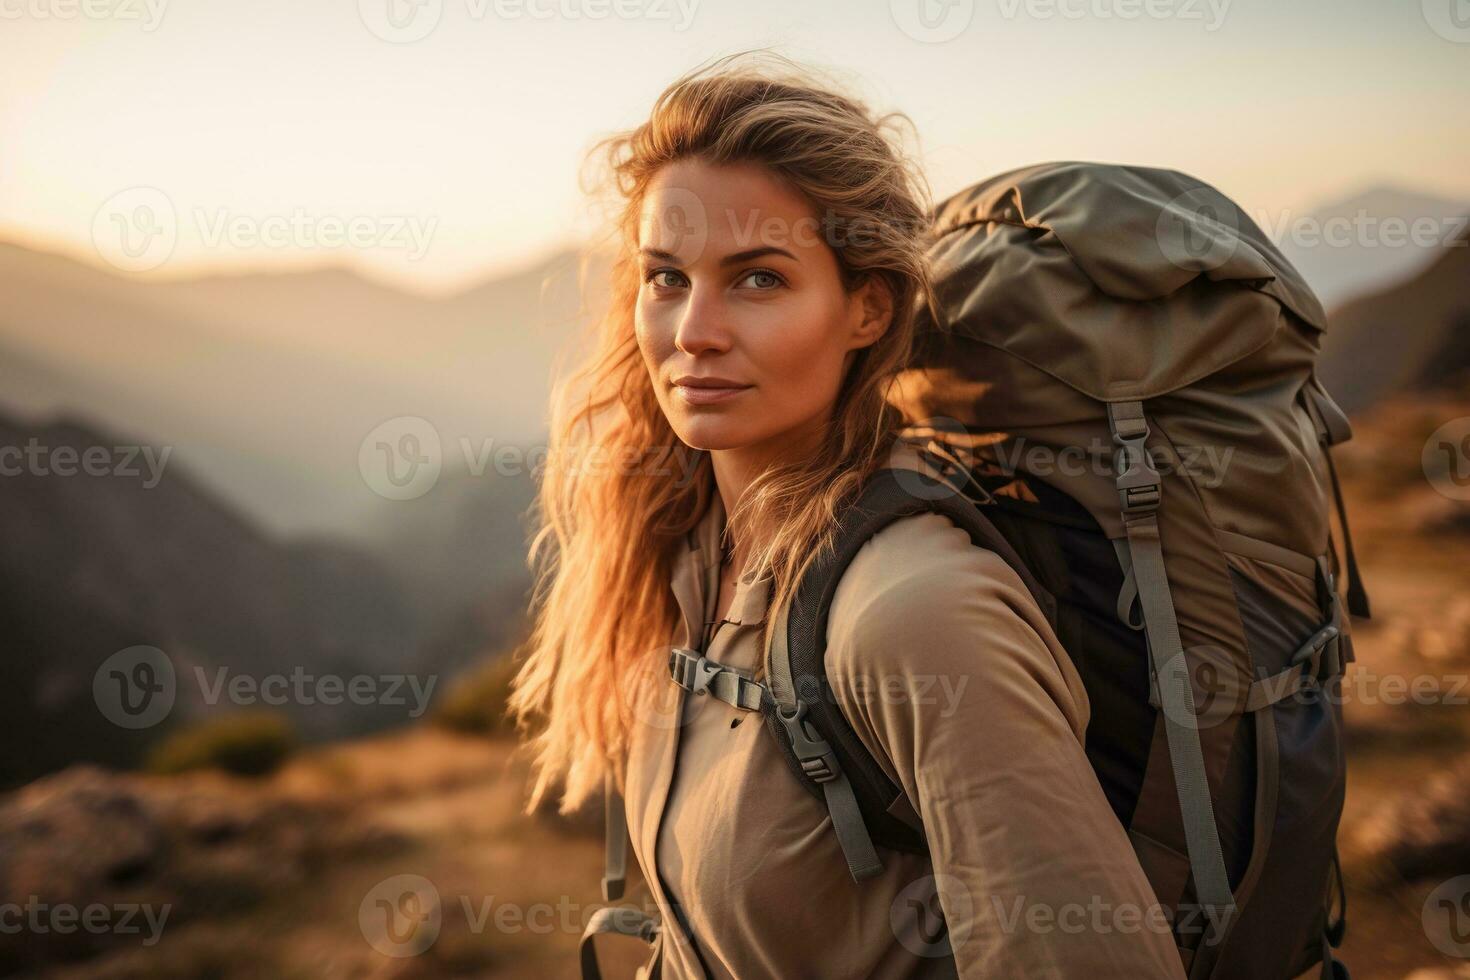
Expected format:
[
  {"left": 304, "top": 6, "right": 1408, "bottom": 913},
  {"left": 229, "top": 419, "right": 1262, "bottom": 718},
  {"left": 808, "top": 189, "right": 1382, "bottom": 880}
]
[{"left": 846, "top": 274, "right": 894, "bottom": 350}]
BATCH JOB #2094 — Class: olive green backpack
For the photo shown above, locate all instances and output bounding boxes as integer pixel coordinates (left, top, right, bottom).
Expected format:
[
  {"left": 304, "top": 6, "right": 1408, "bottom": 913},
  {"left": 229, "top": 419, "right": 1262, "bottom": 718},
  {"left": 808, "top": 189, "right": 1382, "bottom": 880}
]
[{"left": 588, "top": 162, "right": 1368, "bottom": 980}]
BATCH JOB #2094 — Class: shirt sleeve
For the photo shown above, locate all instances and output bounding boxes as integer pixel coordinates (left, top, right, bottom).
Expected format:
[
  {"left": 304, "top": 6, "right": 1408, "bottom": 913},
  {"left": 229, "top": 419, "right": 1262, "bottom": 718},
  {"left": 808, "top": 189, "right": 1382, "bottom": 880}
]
[{"left": 824, "top": 511, "right": 1186, "bottom": 980}]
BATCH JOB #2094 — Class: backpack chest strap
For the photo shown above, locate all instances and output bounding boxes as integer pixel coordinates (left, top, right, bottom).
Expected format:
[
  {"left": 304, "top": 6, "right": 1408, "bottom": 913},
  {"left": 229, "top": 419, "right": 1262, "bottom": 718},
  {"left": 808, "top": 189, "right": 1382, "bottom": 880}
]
[{"left": 668, "top": 647, "right": 766, "bottom": 712}]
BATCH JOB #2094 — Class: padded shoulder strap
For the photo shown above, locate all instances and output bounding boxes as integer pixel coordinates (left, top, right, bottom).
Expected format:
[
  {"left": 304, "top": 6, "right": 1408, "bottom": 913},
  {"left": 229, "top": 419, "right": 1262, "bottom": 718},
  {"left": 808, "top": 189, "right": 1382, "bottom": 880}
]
[{"left": 763, "top": 466, "right": 1056, "bottom": 880}]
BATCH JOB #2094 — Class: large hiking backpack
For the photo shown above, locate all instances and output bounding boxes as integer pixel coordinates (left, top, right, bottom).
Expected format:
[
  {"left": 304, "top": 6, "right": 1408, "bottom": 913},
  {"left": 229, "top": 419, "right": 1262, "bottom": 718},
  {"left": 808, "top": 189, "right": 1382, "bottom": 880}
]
[
  {"left": 759, "top": 162, "right": 1369, "bottom": 980},
  {"left": 584, "top": 162, "right": 1369, "bottom": 980}
]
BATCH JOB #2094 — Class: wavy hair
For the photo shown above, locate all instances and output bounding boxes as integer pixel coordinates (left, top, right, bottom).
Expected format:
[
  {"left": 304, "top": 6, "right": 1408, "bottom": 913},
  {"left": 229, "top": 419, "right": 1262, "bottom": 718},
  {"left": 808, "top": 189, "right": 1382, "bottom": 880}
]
[{"left": 508, "top": 51, "right": 933, "bottom": 815}]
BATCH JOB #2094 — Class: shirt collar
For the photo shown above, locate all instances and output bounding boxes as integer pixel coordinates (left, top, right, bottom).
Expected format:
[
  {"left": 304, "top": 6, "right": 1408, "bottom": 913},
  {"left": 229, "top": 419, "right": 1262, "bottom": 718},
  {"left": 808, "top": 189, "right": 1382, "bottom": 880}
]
[{"left": 673, "top": 493, "right": 773, "bottom": 635}]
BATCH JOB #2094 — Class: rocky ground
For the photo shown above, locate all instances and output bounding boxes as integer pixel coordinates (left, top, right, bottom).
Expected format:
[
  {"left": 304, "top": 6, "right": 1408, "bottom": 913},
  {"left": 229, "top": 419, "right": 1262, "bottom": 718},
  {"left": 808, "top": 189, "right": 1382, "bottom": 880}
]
[{"left": 0, "top": 728, "right": 654, "bottom": 979}]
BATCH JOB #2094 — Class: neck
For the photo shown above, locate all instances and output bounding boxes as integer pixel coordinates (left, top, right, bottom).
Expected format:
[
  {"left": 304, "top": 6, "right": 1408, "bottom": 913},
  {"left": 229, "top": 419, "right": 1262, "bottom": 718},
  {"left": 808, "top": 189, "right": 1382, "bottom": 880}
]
[{"left": 709, "top": 413, "right": 828, "bottom": 571}]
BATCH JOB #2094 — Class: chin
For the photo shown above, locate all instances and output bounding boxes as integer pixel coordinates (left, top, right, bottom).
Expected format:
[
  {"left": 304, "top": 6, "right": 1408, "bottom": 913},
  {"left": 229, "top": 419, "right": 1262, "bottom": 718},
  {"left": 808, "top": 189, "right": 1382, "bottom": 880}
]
[{"left": 671, "top": 417, "right": 757, "bottom": 452}]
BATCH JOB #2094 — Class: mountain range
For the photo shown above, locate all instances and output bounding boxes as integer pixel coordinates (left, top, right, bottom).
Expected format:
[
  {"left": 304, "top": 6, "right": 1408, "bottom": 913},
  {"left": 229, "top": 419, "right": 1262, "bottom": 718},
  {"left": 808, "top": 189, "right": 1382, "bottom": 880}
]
[{"left": 2, "top": 181, "right": 1465, "bottom": 786}]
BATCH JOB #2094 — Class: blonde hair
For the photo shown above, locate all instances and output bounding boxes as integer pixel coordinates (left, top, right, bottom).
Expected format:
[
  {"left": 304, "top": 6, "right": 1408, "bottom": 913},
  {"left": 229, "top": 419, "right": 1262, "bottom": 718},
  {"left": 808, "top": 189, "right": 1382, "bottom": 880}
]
[{"left": 508, "top": 51, "right": 933, "bottom": 815}]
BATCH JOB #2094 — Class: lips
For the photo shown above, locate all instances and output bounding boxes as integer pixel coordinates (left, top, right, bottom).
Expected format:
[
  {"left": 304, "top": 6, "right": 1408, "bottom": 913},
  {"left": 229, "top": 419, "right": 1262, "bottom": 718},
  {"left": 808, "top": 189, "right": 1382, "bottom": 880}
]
[{"left": 671, "top": 375, "right": 753, "bottom": 406}]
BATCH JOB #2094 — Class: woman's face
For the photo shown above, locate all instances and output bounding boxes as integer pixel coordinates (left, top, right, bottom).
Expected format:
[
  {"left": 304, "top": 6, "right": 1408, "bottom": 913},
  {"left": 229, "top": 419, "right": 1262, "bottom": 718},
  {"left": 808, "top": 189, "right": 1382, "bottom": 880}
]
[{"left": 634, "top": 158, "right": 889, "bottom": 455}]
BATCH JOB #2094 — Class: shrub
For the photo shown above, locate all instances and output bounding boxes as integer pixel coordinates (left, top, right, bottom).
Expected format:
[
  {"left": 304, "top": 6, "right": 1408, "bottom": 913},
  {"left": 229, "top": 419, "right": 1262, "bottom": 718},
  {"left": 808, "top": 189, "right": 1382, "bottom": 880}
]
[
  {"left": 146, "top": 710, "right": 297, "bottom": 777},
  {"left": 433, "top": 654, "right": 519, "bottom": 735}
]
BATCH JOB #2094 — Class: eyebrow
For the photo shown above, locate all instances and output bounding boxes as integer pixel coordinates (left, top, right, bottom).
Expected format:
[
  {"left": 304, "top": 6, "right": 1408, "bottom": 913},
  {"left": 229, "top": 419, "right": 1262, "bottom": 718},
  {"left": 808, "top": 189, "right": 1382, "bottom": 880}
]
[{"left": 639, "top": 245, "right": 798, "bottom": 266}]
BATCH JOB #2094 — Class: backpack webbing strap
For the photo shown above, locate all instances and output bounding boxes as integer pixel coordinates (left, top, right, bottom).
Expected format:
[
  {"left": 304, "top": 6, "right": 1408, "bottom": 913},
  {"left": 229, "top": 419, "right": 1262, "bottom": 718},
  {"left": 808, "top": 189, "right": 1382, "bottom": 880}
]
[
  {"left": 767, "top": 598, "right": 885, "bottom": 881},
  {"left": 765, "top": 466, "right": 1057, "bottom": 883},
  {"left": 783, "top": 697, "right": 885, "bottom": 879},
  {"left": 601, "top": 773, "right": 628, "bottom": 902},
  {"left": 1108, "top": 401, "right": 1236, "bottom": 937},
  {"left": 579, "top": 904, "right": 660, "bottom": 980}
]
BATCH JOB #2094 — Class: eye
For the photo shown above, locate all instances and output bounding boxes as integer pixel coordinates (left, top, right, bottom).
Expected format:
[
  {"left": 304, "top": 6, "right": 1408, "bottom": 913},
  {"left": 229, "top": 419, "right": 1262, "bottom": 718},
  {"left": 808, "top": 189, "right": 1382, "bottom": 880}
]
[
  {"left": 737, "top": 268, "right": 785, "bottom": 290},
  {"left": 645, "top": 268, "right": 687, "bottom": 289}
]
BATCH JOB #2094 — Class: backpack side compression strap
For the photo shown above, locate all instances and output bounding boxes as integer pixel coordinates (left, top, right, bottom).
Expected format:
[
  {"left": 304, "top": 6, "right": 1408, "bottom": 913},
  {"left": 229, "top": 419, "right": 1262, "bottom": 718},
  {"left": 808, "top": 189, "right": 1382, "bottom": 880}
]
[
  {"left": 1107, "top": 400, "right": 1236, "bottom": 938},
  {"left": 763, "top": 466, "right": 1056, "bottom": 881}
]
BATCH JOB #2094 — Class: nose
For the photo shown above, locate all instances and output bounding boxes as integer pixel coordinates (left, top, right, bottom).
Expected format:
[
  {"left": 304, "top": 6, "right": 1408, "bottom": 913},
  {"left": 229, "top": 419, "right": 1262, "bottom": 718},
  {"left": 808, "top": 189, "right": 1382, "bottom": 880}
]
[{"left": 673, "top": 286, "right": 733, "bottom": 357}]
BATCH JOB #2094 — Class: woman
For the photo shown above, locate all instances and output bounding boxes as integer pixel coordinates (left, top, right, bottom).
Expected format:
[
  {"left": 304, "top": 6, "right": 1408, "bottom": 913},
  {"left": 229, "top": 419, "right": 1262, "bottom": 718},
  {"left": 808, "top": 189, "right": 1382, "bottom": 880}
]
[{"left": 509, "top": 53, "right": 1185, "bottom": 979}]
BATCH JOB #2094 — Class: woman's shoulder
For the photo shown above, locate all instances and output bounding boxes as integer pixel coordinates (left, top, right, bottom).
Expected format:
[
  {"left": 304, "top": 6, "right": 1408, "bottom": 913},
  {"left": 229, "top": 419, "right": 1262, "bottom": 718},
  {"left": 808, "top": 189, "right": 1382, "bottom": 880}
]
[
  {"left": 822, "top": 507, "right": 1089, "bottom": 732},
  {"left": 826, "top": 508, "right": 1045, "bottom": 640}
]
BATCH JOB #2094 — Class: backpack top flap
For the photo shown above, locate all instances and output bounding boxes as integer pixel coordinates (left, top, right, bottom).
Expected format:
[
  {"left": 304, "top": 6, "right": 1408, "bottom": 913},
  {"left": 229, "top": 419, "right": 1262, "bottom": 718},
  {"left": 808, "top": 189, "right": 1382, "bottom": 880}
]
[{"left": 919, "top": 161, "right": 1328, "bottom": 401}]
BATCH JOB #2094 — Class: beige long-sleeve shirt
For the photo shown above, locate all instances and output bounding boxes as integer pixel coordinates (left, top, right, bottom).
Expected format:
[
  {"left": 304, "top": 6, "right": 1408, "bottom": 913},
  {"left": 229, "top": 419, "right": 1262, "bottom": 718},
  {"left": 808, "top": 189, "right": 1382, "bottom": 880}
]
[{"left": 619, "top": 446, "right": 1186, "bottom": 979}]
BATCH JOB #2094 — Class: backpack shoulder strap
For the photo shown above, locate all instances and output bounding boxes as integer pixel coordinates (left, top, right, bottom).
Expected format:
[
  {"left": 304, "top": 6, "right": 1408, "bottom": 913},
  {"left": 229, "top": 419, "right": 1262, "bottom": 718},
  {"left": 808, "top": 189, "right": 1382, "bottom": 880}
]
[{"left": 762, "top": 465, "right": 1054, "bottom": 882}]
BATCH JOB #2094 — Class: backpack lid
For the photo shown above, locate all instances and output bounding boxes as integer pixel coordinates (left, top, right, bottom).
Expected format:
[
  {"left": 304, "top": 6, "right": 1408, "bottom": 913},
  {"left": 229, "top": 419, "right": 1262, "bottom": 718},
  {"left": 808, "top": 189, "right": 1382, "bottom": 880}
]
[{"left": 921, "top": 161, "right": 1328, "bottom": 401}]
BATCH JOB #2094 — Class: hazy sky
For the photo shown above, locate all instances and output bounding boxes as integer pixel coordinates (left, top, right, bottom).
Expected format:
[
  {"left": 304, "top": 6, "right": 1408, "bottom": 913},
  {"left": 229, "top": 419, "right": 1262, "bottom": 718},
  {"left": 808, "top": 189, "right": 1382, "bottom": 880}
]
[{"left": 2, "top": 0, "right": 1467, "bottom": 293}]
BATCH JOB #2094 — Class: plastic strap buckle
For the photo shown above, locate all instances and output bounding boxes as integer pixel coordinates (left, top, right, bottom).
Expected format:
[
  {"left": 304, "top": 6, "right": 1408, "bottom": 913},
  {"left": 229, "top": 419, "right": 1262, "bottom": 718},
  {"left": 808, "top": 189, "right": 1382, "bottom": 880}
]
[
  {"left": 777, "top": 699, "right": 839, "bottom": 783},
  {"left": 668, "top": 648, "right": 720, "bottom": 696},
  {"left": 1113, "top": 430, "right": 1161, "bottom": 517}
]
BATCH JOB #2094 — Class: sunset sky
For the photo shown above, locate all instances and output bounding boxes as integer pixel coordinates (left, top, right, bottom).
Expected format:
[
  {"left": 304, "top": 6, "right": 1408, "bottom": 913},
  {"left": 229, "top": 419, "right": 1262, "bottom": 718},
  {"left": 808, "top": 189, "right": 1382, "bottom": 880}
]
[{"left": 3, "top": 0, "right": 1467, "bottom": 293}]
